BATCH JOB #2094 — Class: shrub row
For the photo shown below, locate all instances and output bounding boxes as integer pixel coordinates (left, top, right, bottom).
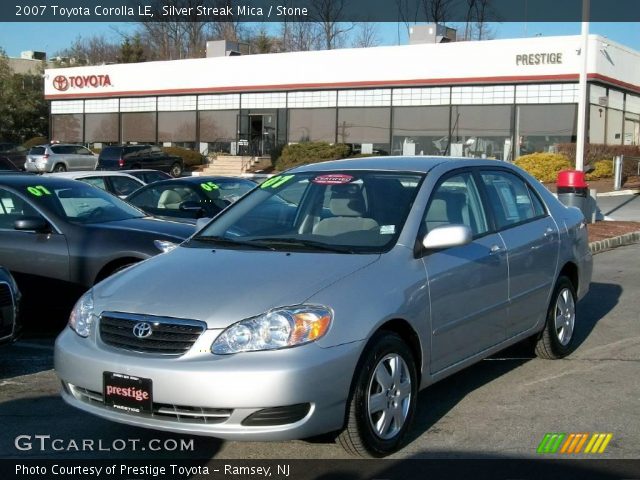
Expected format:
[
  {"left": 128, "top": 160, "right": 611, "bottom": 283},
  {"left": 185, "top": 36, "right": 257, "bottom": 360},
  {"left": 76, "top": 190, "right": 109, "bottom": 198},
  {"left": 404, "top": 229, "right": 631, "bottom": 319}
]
[
  {"left": 514, "top": 153, "right": 573, "bottom": 183},
  {"left": 161, "top": 147, "right": 205, "bottom": 167},
  {"left": 275, "top": 142, "right": 350, "bottom": 170}
]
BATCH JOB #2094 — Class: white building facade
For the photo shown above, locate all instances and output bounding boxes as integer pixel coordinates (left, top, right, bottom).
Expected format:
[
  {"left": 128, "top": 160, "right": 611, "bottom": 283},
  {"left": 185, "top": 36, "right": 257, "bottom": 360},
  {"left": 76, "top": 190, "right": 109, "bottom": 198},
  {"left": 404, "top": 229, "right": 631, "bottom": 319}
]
[{"left": 44, "top": 35, "right": 640, "bottom": 160}]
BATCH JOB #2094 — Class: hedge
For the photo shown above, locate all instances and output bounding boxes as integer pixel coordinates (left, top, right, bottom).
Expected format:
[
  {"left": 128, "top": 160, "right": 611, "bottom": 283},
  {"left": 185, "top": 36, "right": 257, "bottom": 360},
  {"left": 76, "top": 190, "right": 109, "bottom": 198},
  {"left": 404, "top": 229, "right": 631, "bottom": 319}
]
[
  {"left": 275, "top": 142, "right": 350, "bottom": 170},
  {"left": 162, "top": 146, "right": 205, "bottom": 167},
  {"left": 585, "top": 159, "right": 614, "bottom": 181},
  {"left": 514, "top": 153, "right": 573, "bottom": 183}
]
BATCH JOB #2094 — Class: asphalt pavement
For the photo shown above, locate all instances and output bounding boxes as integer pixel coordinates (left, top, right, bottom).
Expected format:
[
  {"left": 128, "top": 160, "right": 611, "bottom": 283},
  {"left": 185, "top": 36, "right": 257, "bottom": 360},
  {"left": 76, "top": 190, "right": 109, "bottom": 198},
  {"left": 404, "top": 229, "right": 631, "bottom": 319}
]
[
  {"left": 1, "top": 244, "right": 639, "bottom": 460},
  {"left": 597, "top": 193, "right": 640, "bottom": 222}
]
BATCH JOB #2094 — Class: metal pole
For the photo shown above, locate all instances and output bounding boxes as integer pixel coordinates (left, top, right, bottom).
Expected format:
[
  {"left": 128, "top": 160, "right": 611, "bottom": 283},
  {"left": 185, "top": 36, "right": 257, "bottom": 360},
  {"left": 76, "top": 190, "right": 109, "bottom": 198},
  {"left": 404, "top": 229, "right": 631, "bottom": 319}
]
[
  {"left": 575, "top": 0, "right": 590, "bottom": 171},
  {"left": 614, "top": 155, "right": 623, "bottom": 191}
]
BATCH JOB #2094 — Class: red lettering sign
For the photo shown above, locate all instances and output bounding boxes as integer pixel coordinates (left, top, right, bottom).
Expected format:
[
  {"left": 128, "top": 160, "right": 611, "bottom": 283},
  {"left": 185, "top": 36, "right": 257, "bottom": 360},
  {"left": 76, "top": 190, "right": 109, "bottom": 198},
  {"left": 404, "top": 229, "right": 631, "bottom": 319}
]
[{"left": 52, "top": 74, "right": 112, "bottom": 91}]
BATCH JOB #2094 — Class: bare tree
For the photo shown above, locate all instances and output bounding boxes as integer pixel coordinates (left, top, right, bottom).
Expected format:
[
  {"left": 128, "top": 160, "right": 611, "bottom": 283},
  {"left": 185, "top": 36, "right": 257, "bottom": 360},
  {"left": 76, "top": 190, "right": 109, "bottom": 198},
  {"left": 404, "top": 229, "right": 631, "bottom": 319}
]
[
  {"left": 352, "top": 23, "right": 381, "bottom": 48},
  {"left": 420, "top": 0, "right": 454, "bottom": 24},
  {"left": 54, "top": 35, "right": 120, "bottom": 65},
  {"left": 280, "top": 21, "right": 321, "bottom": 51},
  {"left": 310, "top": 0, "right": 354, "bottom": 50},
  {"left": 460, "top": 0, "right": 495, "bottom": 41}
]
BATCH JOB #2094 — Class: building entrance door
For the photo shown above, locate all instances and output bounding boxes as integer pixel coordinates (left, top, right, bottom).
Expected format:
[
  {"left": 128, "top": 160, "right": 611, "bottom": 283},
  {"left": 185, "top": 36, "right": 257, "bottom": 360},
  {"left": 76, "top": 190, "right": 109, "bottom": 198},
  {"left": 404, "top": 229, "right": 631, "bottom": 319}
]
[{"left": 238, "top": 112, "right": 276, "bottom": 156}]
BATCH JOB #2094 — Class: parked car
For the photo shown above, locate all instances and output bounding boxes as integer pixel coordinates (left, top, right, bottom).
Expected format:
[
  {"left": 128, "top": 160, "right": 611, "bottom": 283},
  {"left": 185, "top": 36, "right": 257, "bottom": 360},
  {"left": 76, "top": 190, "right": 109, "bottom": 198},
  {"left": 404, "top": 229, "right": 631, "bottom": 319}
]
[
  {"left": 0, "top": 156, "right": 20, "bottom": 171},
  {"left": 0, "top": 266, "right": 21, "bottom": 346},
  {"left": 0, "top": 145, "right": 28, "bottom": 170},
  {"left": 126, "top": 176, "right": 256, "bottom": 223},
  {"left": 54, "top": 157, "right": 592, "bottom": 457},
  {"left": 96, "top": 145, "right": 184, "bottom": 178},
  {"left": 45, "top": 171, "right": 145, "bottom": 198},
  {"left": 122, "top": 169, "right": 172, "bottom": 184},
  {"left": 25, "top": 144, "right": 97, "bottom": 173},
  {"left": 0, "top": 175, "right": 195, "bottom": 299}
]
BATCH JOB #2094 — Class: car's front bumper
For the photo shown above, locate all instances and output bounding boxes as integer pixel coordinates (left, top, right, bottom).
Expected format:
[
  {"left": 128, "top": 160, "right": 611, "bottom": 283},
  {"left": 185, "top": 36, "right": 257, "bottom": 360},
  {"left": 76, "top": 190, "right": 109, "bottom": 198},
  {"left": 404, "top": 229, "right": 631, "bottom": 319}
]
[{"left": 54, "top": 327, "right": 363, "bottom": 441}]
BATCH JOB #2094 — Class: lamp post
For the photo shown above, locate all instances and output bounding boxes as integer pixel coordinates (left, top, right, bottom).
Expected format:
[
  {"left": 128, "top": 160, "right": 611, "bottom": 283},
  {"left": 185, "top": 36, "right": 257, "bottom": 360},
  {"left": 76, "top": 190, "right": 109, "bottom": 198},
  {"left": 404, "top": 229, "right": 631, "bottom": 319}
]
[{"left": 575, "top": 0, "right": 590, "bottom": 171}]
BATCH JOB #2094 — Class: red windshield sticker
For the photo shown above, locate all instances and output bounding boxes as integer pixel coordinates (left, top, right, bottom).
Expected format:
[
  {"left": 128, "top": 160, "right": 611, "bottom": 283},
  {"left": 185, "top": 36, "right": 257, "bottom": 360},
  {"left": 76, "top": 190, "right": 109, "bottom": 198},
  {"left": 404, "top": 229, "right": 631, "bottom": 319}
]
[{"left": 311, "top": 174, "right": 354, "bottom": 185}]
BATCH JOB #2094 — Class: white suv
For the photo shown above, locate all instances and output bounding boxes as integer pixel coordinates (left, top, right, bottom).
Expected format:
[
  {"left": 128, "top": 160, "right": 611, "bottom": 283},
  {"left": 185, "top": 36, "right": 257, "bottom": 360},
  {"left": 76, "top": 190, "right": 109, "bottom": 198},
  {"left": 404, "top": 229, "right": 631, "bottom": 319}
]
[{"left": 25, "top": 144, "right": 97, "bottom": 173}]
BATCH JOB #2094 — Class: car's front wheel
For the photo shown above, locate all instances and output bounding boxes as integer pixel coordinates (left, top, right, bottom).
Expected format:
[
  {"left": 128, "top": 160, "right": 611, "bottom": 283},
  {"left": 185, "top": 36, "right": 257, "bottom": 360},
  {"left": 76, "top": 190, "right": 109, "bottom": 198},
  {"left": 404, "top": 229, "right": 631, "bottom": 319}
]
[
  {"left": 170, "top": 162, "right": 183, "bottom": 177},
  {"left": 535, "top": 276, "right": 577, "bottom": 359},
  {"left": 338, "top": 331, "right": 418, "bottom": 457}
]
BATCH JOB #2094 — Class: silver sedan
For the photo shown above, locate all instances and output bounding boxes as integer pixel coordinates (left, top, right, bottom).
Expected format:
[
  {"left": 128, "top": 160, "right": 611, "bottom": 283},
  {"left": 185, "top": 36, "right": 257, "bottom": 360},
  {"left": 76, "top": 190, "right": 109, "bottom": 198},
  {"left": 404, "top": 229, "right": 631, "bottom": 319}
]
[{"left": 54, "top": 157, "right": 592, "bottom": 457}]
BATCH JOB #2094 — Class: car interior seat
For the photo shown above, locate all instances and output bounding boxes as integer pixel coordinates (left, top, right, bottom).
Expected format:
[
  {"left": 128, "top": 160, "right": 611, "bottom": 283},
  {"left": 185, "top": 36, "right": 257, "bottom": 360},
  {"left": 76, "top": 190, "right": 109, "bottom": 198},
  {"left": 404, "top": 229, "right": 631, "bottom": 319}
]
[
  {"left": 313, "top": 185, "right": 379, "bottom": 236},
  {"left": 157, "top": 189, "right": 183, "bottom": 210}
]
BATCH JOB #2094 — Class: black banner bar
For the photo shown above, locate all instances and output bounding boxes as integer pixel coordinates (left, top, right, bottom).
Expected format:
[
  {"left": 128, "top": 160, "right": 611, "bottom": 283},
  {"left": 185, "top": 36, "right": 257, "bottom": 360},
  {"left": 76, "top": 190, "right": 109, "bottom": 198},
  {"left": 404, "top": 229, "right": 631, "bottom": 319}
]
[{"left": 3, "top": 0, "right": 640, "bottom": 23}]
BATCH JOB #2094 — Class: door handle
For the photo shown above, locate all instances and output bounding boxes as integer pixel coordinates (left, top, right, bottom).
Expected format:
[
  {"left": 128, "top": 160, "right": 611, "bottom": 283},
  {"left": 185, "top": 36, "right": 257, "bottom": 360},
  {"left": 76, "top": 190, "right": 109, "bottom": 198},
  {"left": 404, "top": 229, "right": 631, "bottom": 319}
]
[
  {"left": 543, "top": 227, "right": 554, "bottom": 238},
  {"left": 489, "top": 244, "right": 502, "bottom": 254}
]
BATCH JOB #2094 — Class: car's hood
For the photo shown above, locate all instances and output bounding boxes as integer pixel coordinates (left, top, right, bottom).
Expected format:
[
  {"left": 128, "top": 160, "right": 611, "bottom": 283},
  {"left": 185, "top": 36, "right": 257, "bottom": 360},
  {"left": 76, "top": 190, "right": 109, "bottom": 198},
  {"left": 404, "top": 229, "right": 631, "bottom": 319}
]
[
  {"left": 89, "top": 217, "right": 195, "bottom": 240},
  {"left": 94, "top": 246, "right": 379, "bottom": 328}
]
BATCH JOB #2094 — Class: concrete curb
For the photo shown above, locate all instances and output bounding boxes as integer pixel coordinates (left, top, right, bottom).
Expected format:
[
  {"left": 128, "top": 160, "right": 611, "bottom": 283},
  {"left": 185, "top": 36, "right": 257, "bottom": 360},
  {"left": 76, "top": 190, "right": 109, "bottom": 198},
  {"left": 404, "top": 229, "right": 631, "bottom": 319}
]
[
  {"left": 597, "top": 189, "right": 640, "bottom": 197},
  {"left": 589, "top": 231, "right": 640, "bottom": 254}
]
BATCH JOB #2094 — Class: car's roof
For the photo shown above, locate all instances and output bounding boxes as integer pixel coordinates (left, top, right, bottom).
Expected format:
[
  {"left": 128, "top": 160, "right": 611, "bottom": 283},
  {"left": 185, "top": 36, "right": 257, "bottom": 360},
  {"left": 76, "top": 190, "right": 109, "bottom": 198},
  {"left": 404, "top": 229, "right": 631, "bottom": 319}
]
[
  {"left": 122, "top": 169, "right": 167, "bottom": 174},
  {"left": 143, "top": 176, "right": 256, "bottom": 187},
  {"left": 287, "top": 156, "right": 508, "bottom": 174},
  {"left": 45, "top": 171, "right": 144, "bottom": 182},
  {"left": 0, "top": 174, "right": 92, "bottom": 187}
]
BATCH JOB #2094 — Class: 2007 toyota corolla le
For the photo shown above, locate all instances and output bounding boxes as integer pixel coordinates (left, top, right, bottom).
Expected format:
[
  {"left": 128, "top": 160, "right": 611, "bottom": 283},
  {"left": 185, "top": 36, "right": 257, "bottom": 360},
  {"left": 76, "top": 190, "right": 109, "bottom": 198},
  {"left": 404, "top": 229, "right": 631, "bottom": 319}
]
[{"left": 55, "top": 157, "right": 592, "bottom": 457}]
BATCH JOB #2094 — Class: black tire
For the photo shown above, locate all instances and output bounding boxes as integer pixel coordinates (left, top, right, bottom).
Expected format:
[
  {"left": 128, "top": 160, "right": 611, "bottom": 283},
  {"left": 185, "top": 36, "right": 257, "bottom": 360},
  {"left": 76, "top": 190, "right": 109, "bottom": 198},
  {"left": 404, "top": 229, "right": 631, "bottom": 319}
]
[
  {"left": 53, "top": 163, "right": 66, "bottom": 172},
  {"left": 170, "top": 162, "right": 183, "bottom": 178},
  {"left": 338, "top": 331, "right": 418, "bottom": 457},
  {"left": 535, "top": 276, "right": 577, "bottom": 359}
]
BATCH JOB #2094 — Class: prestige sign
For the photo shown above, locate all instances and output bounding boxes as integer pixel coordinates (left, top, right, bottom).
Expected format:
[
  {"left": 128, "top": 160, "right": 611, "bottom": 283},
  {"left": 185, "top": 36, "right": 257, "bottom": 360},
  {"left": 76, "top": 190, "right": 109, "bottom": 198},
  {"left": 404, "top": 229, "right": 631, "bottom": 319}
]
[
  {"left": 52, "top": 74, "right": 112, "bottom": 92},
  {"left": 516, "top": 52, "right": 563, "bottom": 66}
]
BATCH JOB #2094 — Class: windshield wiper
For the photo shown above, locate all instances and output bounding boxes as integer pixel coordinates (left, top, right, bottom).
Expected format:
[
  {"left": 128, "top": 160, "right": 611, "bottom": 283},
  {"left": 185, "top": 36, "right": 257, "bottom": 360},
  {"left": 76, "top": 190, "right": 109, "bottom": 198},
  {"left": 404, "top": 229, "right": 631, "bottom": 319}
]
[
  {"left": 250, "top": 237, "right": 356, "bottom": 254},
  {"left": 190, "top": 235, "right": 275, "bottom": 251}
]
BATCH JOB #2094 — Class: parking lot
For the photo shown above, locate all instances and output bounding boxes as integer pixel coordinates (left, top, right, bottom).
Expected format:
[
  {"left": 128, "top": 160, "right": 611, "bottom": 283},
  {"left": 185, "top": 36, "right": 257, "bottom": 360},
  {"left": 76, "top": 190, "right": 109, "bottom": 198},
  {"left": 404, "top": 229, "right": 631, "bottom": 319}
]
[{"left": 1, "top": 243, "right": 638, "bottom": 460}]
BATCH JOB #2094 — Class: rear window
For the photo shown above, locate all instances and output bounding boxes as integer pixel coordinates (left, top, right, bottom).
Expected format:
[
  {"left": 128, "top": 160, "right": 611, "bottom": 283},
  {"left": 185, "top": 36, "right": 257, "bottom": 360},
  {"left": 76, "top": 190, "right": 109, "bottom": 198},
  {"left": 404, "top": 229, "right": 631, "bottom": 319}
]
[
  {"left": 100, "top": 147, "right": 124, "bottom": 161},
  {"left": 29, "top": 147, "right": 46, "bottom": 155}
]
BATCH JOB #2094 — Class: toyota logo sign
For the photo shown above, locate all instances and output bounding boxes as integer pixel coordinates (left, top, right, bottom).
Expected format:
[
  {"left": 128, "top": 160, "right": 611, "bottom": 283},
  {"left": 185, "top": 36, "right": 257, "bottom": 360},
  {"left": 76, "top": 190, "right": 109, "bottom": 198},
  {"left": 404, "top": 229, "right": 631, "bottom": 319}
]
[
  {"left": 53, "top": 75, "right": 69, "bottom": 91},
  {"left": 132, "top": 322, "right": 153, "bottom": 339}
]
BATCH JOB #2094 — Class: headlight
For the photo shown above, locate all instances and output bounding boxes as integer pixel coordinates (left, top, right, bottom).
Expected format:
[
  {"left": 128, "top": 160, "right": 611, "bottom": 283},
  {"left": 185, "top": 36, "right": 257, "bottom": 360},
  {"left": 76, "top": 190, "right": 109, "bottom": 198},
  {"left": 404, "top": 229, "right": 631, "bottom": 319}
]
[
  {"left": 211, "top": 305, "right": 332, "bottom": 355},
  {"left": 154, "top": 239, "right": 178, "bottom": 253},
  {"left": 68, "top": 290, "right": 95, "bottom": 338}
]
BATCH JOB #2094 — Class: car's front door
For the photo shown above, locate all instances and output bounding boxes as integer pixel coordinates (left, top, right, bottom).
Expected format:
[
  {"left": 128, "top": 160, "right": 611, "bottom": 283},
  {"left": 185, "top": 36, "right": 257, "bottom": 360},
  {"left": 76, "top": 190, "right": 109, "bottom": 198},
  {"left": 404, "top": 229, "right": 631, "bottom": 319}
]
[
  {"left": 479, "top": 170, "right": 560, "bottom": 337},
  {"left": 0, "top": 187, "right": 70, "bottom": 283},
  {"left": 422, "top": 171, "right": 508, "bottom": 374}
]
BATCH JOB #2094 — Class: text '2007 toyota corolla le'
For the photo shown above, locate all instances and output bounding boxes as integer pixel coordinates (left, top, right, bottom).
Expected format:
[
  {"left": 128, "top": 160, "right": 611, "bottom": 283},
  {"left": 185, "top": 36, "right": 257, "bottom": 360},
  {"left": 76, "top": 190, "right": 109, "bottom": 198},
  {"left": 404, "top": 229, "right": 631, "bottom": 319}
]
[{"left": 55, "top": 157, "right": 592, "bottom": 457}]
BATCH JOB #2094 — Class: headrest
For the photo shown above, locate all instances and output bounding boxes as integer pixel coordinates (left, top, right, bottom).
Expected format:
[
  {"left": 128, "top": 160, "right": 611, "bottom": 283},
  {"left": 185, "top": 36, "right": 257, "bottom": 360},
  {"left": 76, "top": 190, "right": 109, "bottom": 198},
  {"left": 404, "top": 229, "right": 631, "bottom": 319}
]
[{"left": 328, "top": 186, "right": 366, "bottom": 217}]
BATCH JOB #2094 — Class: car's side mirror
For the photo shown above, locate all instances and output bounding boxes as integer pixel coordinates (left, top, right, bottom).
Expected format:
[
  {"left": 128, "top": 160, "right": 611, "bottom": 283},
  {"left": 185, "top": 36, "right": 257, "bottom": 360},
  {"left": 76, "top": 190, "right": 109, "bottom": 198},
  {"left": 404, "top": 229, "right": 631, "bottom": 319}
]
[
  {"left": 422, "top": 224, "right": 472, "bottom": 250},
  {"left": 15, "top": 216, "right": 49, "bottom": 233}
]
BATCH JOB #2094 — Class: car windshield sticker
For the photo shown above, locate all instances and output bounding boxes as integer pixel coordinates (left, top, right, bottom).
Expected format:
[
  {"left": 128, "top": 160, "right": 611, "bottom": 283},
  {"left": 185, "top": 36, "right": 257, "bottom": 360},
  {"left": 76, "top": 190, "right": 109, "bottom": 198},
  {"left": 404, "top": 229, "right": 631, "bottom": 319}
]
[
  {"left": 311, "top": 174, "right": 354, "bottom": 185},
  {"left": 260, "top": 175, "right": 295, "bottom": 189},
  {"left": 26, "top": 185, "right": 52, "bottom": 197},
  {"left": 200, "top": 181, "right": 220, "bottom": 192},
  {"left": 380, "top": 225, "right": 396, "bottom": 235}
]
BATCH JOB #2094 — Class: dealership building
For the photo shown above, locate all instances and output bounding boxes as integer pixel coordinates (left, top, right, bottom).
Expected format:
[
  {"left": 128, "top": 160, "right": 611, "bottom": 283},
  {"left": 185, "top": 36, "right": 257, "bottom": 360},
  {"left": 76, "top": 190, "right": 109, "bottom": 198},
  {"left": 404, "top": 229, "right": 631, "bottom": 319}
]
[{"left": 44, "top": 34, "right": 640, "bottom": 163}]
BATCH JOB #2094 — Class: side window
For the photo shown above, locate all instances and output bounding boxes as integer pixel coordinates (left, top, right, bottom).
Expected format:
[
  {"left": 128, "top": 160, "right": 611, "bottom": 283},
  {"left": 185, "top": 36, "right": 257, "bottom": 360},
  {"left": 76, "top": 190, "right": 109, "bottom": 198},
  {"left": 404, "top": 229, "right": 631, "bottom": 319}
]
[
  {"left": 110, "top": 176, "right": 141, "bottom": 196},
  {"left": 528, "top": 186, "right": 547, "bottom": 217},
  {"left": 480, "top": 171, "right": 542, "bottom": 230},
  {"left": 423, "top": 172, "right": 489, "bottom": 237},
  {"left": 0, "top": 189, "right": 39, "bottom": 229},
  {"left": 80, "top": 177, "right": 108, "bottom": 191},
  {"left": 128, "top": 187, "right": 159, "bottom": 209},
  {"left": 51, "top": 146, "right": 64, "bottom": 154},
  {"left": 76, "top": 146, "right": 93, "bottom": 155}
]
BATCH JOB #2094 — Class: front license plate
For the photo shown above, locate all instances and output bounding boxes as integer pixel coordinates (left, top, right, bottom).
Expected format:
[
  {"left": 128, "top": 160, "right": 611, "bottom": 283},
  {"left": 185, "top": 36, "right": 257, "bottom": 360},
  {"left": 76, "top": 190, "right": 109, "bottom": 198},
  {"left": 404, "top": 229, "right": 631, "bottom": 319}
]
[{"left": 103, "top": 372, "right": 152, "bottom": 414}]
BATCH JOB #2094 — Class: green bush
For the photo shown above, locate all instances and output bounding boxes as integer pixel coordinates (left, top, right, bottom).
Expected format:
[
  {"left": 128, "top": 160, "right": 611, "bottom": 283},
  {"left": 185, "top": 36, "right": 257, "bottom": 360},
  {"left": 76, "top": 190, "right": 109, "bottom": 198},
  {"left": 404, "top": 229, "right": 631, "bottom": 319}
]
[
  {"left": 22, "top": 136, "right": 48, "bottom": 148},
  {"left": 275, "top": 142, "right": 350, "bottom": 170},
  {"left": 514, "top": 153, "right": 573, "bottom": 183},
  {"left": 586, "top": 159, "right": 614, "bottom": 180},
  {"left": 162, "top": 146, "right": 205, "bottom": 167}
]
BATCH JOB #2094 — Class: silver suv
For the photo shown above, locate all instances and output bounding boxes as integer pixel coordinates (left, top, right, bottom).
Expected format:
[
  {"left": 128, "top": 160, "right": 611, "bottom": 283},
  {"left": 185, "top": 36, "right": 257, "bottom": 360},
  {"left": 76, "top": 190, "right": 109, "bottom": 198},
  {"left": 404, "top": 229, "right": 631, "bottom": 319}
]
[{"left": 25, "top": 144, "right": 97, "bottom": 173}]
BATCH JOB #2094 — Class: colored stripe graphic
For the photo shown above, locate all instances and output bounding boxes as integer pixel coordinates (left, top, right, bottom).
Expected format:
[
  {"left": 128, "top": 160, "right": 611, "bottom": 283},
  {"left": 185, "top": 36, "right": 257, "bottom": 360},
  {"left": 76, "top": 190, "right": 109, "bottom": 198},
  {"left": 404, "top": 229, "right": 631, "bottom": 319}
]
[{"left": 539, "top": 433, "right": 613, "bottom": 454}]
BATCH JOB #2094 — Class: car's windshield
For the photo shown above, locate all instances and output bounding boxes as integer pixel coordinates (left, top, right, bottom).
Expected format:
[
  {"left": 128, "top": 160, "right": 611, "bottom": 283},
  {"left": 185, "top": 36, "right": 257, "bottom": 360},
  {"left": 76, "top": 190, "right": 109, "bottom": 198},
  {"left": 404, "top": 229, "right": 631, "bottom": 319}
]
[
  {"left": 23, "top": 182, "right": 145, "bottom": 224},
  {"left": 199, "top": 179, "right": 255, "bottom": 203},
  {"left": 191, "top": 171, "right": 424, "bottom": 253}
]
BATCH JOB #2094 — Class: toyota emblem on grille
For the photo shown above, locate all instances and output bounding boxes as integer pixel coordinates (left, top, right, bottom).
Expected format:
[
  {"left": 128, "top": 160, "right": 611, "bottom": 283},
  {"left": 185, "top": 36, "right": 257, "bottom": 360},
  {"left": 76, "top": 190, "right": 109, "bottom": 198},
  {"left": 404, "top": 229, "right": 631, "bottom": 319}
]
[{"left": 132, "top": 322, "right": 153, "bottom": 339}]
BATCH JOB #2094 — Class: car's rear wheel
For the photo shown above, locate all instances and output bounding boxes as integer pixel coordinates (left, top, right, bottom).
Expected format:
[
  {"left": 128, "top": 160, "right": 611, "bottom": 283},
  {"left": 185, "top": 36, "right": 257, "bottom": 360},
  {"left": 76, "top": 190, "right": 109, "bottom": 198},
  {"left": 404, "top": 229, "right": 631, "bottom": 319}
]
[
  {"left": 53, "top": 163, "right": 66, "bottom": 172},
  {"left": 338, "top": 331, "right": 417, "bottom": 457},
  {"left": 170, "top": 162, "right": 183, "bottom": 178},
  {"left": 535, "top": 276, "right": 577, "bottom": 359}
]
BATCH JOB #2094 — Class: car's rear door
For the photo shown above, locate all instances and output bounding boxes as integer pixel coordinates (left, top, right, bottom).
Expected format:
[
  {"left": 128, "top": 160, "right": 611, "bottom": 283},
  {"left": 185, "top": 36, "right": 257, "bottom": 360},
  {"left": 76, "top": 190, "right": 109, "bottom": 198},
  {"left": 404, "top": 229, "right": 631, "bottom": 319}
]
[
  {"left": 422, "top": 171, "right": 509, "bottom": 374},
  {"left": 75, "top": 146, "right": 97, "bottom": 169},
  {"left": 0, "top": 187, "right": 70, "bottom": 282},
  {"left": 478, "top": 169, "right": 560, "bottom": 338}
]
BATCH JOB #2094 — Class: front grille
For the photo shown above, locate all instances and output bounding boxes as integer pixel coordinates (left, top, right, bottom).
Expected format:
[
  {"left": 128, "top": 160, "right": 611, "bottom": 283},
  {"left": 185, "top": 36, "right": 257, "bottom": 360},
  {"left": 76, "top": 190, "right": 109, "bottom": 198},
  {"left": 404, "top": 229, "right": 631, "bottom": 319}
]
[
  {"left": 68, "top": 384, "right": 232, "bottom": 425},
  {"left": 99, "top": 312, "right": 206, "bottom": 356},
  {"left": 0, "top": 283, "right": 13, "bottom": 308}
]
